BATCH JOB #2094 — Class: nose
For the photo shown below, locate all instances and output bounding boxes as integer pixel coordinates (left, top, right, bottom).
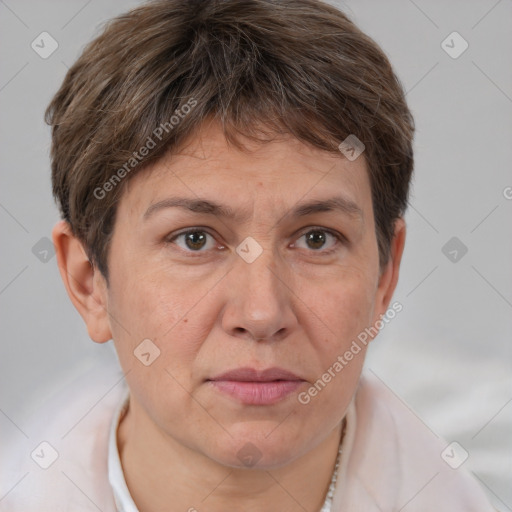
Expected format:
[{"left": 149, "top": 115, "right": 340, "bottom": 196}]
[{"left": 220, "top": 246, "right": 298, "bottom": 343}]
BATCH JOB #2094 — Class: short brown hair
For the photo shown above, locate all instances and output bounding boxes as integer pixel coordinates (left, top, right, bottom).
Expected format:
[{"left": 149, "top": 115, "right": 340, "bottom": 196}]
[{"left": 45, "top": 0, "right": 414, "bottom": 282}]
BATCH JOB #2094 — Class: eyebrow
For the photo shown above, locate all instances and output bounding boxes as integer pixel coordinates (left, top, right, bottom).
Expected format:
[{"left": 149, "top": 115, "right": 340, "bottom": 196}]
[{"left": 143, "top": 196, "right": 363, "bottom": 223}]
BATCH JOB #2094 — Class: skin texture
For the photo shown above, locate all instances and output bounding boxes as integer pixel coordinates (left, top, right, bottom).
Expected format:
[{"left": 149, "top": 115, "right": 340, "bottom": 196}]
[{"left": 52, "top": 120, "right": 405, "bottom": 512}]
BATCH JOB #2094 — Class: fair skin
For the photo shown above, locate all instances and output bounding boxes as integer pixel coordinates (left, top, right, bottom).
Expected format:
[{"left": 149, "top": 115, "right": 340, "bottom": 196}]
[{"left": 53, "top": 120, "right": 405, "bottom": 512}]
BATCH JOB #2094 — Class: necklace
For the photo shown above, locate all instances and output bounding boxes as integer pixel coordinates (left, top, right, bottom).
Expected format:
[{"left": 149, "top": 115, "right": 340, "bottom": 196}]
[{"left": 319, "top": 419, "right": 346, "bottom": 512}]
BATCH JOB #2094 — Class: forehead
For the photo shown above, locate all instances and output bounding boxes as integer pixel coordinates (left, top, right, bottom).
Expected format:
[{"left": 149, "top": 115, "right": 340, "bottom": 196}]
[{"left": 120, "top": 121, "right": 372, "bottom": 220}]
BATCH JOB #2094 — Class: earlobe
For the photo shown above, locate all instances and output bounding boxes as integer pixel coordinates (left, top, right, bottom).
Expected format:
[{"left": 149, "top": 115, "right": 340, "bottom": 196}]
[
  {"left": 51, "top": 220, "right": 112, "bottom": 343},
  {"left": 374, "top": 218, "right": 406, "bottom": 320}
]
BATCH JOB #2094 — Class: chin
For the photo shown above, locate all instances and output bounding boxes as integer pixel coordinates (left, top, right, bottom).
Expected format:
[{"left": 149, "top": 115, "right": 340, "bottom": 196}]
[{"left": 207, "top": 426, "right": 305, "bottom": 470}]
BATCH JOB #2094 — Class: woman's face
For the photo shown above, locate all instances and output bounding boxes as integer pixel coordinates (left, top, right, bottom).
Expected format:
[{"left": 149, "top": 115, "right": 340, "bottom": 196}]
[{"left": 102, "top": 121, "right": 397, "bottom": 469}]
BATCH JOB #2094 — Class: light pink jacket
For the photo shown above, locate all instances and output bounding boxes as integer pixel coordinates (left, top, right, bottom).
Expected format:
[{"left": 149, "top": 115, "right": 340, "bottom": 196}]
[{"left": 1, "top": 363, "right": 496, "bottom": 511}]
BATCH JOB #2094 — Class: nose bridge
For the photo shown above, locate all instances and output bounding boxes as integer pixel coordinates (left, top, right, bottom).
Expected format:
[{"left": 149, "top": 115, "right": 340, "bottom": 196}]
[{"left": 237, "top": 239, "right": 286, "bottom": 311}]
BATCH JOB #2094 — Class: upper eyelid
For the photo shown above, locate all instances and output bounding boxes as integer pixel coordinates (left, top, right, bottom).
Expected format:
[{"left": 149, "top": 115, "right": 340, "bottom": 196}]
[
  {"left": 169, "top": 226, "right": 342, "bottom": 239},
  {"left": 167, "top": 227, "right": 217, "bottom": 242}
]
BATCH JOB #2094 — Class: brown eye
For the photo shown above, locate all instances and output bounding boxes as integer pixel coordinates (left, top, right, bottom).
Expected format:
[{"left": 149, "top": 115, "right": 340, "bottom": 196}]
[
  {"left": 168, "top": 229, "right": 217, "bottom": 252},
  {"left": 293, "top": 228, "right": 343, "bottom": 254},
  {"left": 305, "top": 230, "right": 328, "bottom": 250},
  {"left": 183, "top": 231, "right": 207, "bottom": 250}
]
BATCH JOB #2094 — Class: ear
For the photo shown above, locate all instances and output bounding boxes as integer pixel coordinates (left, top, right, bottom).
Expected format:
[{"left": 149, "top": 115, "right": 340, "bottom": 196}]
[
  {"left": 372, "top": 217, "right": 406, "bottom": 323},
  {"left": 51, "top": 220, "right": 112, "bottom": 343}
]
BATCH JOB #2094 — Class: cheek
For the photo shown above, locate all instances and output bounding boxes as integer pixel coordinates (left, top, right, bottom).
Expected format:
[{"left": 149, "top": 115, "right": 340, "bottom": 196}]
[
  {"left": 108, "top": 269, "right": 204, "bottom": 350},
  {"left": 304, "top": 268, "right": 377, "bottom": 354},
  {"left": 107, "top": 271, "right": 209, "bottom": 419},
  {"left": 294, "top": 273, "right": 375, "bottom": 430}
]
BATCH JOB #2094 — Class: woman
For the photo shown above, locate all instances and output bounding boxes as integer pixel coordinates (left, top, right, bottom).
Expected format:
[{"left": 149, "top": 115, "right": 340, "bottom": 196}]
[{"left": 2, "top": 0, "right": 496, "bottom": 510}]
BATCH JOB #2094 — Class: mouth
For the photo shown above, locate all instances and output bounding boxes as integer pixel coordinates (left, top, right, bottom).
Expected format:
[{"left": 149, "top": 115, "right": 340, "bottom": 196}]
[{"left": 207, "top": 367, "right": 305, "bottom": 405}]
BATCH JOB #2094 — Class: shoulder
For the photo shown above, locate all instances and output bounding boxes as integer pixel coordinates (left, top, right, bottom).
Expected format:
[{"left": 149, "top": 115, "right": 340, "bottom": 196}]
[
  {"left": 0, "top": 357, "right": 127, "bottom": 512},
  {"left": 332, "top": 370, "right": 497, "bottom": 511}
]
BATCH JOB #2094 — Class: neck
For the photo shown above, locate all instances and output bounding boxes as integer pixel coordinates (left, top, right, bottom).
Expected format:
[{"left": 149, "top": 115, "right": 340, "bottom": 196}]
[{"left": 117, "top": 400, "right": 344, "bottom": 512}]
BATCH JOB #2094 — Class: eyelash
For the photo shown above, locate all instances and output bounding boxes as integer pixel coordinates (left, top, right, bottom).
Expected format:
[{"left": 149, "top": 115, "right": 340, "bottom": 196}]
[{"left": 165, "top": 227, "right": 347, "bottom": 256}]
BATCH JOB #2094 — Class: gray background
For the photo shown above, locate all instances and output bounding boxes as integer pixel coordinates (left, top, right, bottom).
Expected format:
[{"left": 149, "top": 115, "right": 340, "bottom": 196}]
[{"left": 1, "top": 0, "right": 511, "bottom": 509}]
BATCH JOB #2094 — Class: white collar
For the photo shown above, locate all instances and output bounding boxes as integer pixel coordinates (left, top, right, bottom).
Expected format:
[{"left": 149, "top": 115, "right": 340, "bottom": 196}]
[
  {"left": 108, "top": 390, "right": 138, "bottom": 512},
  {"left": 107, "top": 392, "right": 349, "bottom": 512}
]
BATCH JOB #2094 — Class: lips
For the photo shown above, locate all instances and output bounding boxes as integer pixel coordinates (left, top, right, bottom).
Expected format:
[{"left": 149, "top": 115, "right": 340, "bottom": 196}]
[
  {"left": 209, "top": 367, "right": 302, "bottom": 382},
  {"left": 208, "top": 367, "right": 305, "bottom": 405}
]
